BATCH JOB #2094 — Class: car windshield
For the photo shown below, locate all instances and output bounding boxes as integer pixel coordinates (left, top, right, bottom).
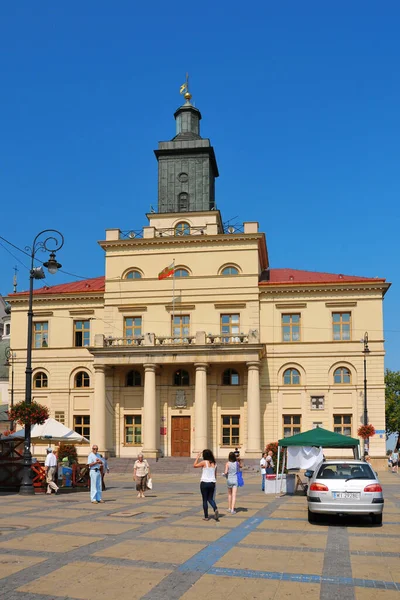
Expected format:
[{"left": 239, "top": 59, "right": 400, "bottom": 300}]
[{"left": 316, "top": 463, "right": 375, "bottom": 480}]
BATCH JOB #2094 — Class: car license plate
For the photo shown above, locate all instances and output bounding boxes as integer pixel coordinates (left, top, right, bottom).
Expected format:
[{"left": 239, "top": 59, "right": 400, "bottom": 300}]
[{"left": 332, "top": 492, "right": 360, "bottom": 500}]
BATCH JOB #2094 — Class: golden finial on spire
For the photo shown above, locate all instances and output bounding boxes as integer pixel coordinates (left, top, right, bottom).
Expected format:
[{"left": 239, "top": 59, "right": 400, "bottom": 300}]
[{"left": 179, "top": 73, "right": 192, "bottom": 103}]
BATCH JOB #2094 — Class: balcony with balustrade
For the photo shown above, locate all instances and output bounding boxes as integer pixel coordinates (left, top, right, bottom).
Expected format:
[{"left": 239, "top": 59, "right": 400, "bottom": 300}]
[{"left": 90, "top": 330, "right": 264, "bottom": 366}]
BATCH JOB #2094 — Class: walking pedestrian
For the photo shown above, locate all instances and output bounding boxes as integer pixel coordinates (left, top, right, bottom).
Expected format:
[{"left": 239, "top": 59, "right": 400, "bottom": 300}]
[
  {"left": 45, "top": 448, "right": 59, "bottom": 495},
  {"left": 224, "top": 451, "right": 239, "bottom": 513},
  {"left": 391, "top": 450, "right": 399, "bottom": 473},
  {"left": 99, "top": 454, "right": 110, "bottom": 491},
  {"left": 260, "top": 452, "right": 267, "bottom": 492},
  {"left": 388, "top": 451, "right": 393, "bottom": 470},
  {"left": 234, "top": 447, "right": 243, "bottom": 468},
  {"left": 133, "top": 453, "right": 150, "bottom": 498},
  {"left": 194, "top": 449, "right": 219, "bottom": 521},
  {"left": 265, "top": 450, "right": 274, "bottom": 474},
  {"left": 87, "top": 444, "right": 104, "bottom": 503}
]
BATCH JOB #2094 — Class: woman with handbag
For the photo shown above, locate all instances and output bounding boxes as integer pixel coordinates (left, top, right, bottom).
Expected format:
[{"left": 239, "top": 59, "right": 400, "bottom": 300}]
[
  {"left": 133, "top": 453, "right": 150, "bottom": 498},
  {"left": 224, "top": 452, "right": 240, "bottom": 514}
]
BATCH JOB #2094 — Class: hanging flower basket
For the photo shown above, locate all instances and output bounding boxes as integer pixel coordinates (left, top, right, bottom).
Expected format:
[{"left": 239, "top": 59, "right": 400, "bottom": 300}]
[
  {"left": 8, "top": 401, "right": 49, "bottom": 426},
  {"left": 357, "top": 424, "right": 376, "bottom": 439}
]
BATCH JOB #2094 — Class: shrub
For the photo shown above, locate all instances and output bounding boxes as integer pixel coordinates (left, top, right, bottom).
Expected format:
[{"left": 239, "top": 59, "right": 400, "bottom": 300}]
[
  {"left": 265, "top": 441, "right": 286, "bottom": 474},
  {"left": 57, "top": 443, "right": 78, "bottom": 464}
]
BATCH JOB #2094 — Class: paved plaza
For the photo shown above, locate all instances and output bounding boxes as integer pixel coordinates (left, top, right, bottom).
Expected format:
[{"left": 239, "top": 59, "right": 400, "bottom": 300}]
[{"left": 0, "top": 468, "right": 399, "bottom": 600}]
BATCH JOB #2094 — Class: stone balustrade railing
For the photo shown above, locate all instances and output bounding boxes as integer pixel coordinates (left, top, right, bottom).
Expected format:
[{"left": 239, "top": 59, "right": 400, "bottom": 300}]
[{"left": 95, "top": 329, "right": 259, "bottom": 348}]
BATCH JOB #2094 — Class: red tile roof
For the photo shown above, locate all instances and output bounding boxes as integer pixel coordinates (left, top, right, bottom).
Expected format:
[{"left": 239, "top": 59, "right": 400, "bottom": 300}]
[
  {"left": 11, "top": 276, "right": 105, "bottom": 296},
  {"left": 260, "top": 268, "right": 386, "bottom": 285},
  {"left": 9, "top": 269, "right": 386, "bottom": 297}
]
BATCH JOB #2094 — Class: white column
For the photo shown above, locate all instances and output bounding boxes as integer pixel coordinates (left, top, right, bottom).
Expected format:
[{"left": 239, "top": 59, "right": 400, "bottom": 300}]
[
  {"left": 143, "top": 363, "right": 158, "bottom": 457},
  {"left": 246, "top": 361, "right": 261, "bottom": 455},
  {"left": 194, "top": 363, "right": 208, "bottom": 452},
  {"left": 93, "top": 365, "right": 107, "bottom": 453}
]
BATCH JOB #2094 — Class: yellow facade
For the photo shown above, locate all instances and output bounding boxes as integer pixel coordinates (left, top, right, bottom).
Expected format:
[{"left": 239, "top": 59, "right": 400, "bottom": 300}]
[{"left": 6, "top": 98, "right": 390, "bottom": 460}]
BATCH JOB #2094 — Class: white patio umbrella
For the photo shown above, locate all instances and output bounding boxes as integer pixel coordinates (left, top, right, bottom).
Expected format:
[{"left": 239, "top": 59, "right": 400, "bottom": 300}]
[{"left": 2, "top": 417, "right": 89, "bottom": 444}]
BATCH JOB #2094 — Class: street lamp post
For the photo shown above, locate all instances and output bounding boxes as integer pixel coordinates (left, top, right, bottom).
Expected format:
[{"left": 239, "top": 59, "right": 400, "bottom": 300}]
[
  {"left": 4, "top": 347, "right": 16, "bottom": 431},
  {"left": 362, "top": 332, "right": 370, "bottom": 456},
  {"left": 19, "top": 230, "right": 64, "bottom": 495}
]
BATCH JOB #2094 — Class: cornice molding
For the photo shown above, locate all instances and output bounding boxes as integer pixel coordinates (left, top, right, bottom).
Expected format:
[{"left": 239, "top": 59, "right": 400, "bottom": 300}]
[
  {"left": 8, "top": 293, "right": 104, "bottom": 305},
  {"left": 214, "top": 302, "right": 246, "bottom": 309},
  {"left": 260, "top": 282, "right": 389, "bottom": 296},
  {"left": 118, "top": 306, "right": 148, "bottom": 312},
  {"left": 98, "top": 232, "right": 265, "bottom": 250},
  {"left": 165, "top": 304, "right": 195, "bottom": 311}
]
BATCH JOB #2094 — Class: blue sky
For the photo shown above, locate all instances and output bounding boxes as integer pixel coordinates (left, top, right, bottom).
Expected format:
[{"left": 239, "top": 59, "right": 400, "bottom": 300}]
[{"left": 1, "top": 2, "right": 399, "bottom": 370}]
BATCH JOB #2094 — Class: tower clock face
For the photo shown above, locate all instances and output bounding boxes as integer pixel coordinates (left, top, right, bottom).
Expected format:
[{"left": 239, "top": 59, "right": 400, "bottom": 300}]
[{"left": 178, "top": 172, "right": 188, "bottom": 183}]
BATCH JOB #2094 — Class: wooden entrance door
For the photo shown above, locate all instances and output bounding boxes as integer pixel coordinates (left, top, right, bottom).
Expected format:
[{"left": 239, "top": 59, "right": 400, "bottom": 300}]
[{"left": 171, "top": 416, "right": 191, "bottom": 457}]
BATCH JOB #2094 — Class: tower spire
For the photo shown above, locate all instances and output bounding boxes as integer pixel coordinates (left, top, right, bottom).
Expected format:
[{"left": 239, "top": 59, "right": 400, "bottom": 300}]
[{"left": 179, "top": 72, "right": 192, "bottom": 104}]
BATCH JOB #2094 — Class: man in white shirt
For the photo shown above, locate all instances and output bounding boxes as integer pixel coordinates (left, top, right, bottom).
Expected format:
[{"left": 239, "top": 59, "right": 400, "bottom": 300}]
[
  {"left": 87, "top": 444, "right": 104, "bottom": 503},
  {"left": 260, "top": 452, "right": 267, "bottom": 491},
  {"left": 44, "top": 448, "right": 59, "bottom": 495}
]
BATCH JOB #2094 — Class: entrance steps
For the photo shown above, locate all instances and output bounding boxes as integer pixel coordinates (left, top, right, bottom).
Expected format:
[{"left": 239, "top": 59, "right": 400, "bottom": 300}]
[{"left": 108, "top": 456, "right": 259, "bottom": 475}]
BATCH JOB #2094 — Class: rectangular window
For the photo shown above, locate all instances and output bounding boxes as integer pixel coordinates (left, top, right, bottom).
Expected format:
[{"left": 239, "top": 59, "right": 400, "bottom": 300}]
[
  {"left": 172, "top": 315, "right": 190, "bottom": 338},
  {"left": 34, "top": 322, "right": 48, "bottom": 348},
  {"left": 220, "top": 314, "right": 240, "bottom": 342},
  {"left": 333, "top": 414, "right": 352, "bottom": 436},
  {"left": 283, "top": 414, "right": 301, "bottom": 437},
  {"left": 124, "top": 317, "right": 142, "bottom": 342},
  {"left": 282, "top": 314, "right": 301, "bottom": 342},
  {"left": 54, "top": 411, "right": 65, "bottom": 425},
  {"left": 124, "top": 415, "right": 142, "bottom": 445},
  {"left": 74, "top": 320, "right": 90, "bottom": 347},
  {"left": 332, "top": 312, "right": 351, "bottom": 341},
  {"left": 73, "top": 415, "right": 90, "bottom": 440},
  {"left": 221, "top": 415, "right": 240, "bottom": 446}
]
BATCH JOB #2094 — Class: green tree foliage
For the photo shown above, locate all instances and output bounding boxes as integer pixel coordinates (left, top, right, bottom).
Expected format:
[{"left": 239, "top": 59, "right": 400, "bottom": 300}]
[{"left": 385, "top": 369, "right": 400, "bottom": 440}]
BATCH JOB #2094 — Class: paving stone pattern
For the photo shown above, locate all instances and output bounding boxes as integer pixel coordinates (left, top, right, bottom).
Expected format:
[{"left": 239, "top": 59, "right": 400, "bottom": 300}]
[{"left": 0, "top": 469, "right": 399, "bottom": 599}]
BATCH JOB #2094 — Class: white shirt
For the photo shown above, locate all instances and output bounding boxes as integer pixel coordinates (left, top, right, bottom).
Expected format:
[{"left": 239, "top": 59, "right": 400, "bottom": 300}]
[
  {"left": 87, "top": 452, "right": 101, "bottom": 470},
  {"left": 200, "top": 461, "right": 216, "bottom": 483},
  {"left": 260, "top": 457, "right": 267, "bottom": 474},
  {"left": 45, "top": 453, "right": 57, "bottom": 467}
]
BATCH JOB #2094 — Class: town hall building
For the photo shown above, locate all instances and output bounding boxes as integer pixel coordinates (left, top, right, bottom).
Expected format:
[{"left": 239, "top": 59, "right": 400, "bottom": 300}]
[{"left": 7, "top": 88, "right": 390, "bottom": 459}]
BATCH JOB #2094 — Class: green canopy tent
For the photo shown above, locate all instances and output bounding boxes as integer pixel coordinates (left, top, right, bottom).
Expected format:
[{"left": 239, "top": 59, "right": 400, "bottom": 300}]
[
  {"left": 275, "top": 427, "right": 360, "bottom": 494},
  {"left": 278, "top": 427, "right": 359, "bottom": 449}
]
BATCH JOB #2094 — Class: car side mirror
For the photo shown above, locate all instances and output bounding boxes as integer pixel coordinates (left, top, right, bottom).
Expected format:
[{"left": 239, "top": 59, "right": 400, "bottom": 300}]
[{"left": 305, "top": 470, "right": 314, "bottom": 478}]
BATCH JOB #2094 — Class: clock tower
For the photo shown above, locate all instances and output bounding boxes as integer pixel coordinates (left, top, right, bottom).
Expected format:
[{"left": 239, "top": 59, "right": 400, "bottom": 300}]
[{"left": 154, "top": 86, "right": 219, "bottom": 214}]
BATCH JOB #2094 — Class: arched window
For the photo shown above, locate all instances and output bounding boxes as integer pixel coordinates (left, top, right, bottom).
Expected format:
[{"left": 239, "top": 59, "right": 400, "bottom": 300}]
[
  {"left": 175, "top": 222, "right": 190, "bottom": 236},
  {"left": 33, "top": 372, "right": 48, "bottom": 389},
  {"left": 333, "top": 367, "right": 351, "bottom": 384},
  {"left": 175, "top": 268, "right": 189, "bottom": 278},
  {"left": 221, "top": 266, "right": 239, "bottom": 276},
  {"left": 174, "top": 369, "right": 190, "bottom": 386},
  {"left": 126, "top": 370, "right": 142, "bottom": 387},
  {"left": 125, "top": 270, "right": 142, "bottom": 280},
  {"left": 178, "top": 193, "right": 189, "bottom": 211},
  {"left": 75, "top": 371, "right": 90, "bottom": 388},
  {"left": 222, "top": 368, "right": 239, "bottom": 385},
  {"left": 283, "top": 368, "right": 301, "bottom": 385}
]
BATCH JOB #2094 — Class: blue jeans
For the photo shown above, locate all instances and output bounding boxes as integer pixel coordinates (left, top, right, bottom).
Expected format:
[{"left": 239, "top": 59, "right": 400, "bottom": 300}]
[
  {"left": 261, "top": 473, "right": 265, "bottom": 491},
  {"left": 200, "top": 482, "right": 217, "bottom": 518},
  {"left": 90, "top": 469, "right": 102, "bottom": 502}
]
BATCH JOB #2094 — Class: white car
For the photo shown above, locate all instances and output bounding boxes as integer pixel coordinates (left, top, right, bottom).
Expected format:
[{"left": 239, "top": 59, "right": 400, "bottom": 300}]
[{"left": 306, "top": 459, "right": 384, "bottom": 524}]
